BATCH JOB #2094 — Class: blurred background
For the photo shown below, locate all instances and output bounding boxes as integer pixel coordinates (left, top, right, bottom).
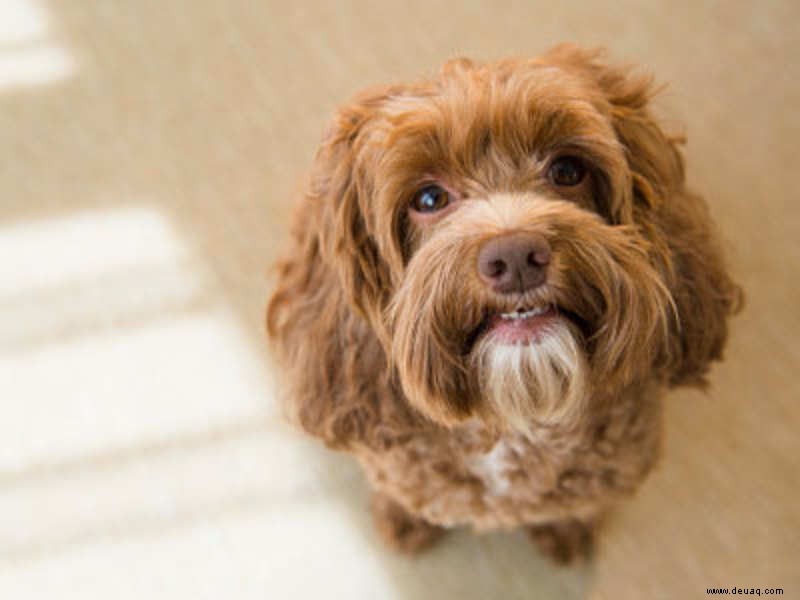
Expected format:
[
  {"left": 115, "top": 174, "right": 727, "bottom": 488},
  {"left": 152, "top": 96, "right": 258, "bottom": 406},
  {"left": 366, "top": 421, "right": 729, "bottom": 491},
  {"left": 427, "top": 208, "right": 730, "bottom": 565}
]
[{"left": 0, "top": 1, "right": 797, "bottom": 598}]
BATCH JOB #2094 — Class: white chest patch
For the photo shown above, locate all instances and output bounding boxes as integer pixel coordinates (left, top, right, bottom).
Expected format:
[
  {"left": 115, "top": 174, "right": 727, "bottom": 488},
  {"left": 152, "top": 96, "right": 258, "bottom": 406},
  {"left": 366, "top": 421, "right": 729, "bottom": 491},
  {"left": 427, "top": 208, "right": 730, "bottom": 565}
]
[{"left": 466, "top": 440, "right": 512, "bottom": 496}]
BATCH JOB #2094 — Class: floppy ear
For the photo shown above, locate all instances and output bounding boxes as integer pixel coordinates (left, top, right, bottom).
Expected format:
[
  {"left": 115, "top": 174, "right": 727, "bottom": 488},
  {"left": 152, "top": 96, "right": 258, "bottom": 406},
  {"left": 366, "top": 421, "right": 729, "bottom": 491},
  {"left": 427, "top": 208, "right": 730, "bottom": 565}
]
[
  {"left": 650, "top": 190, "right": 743, "bottom": 386},
  {"left": 311, "top": 88, "right": 399, "bottom": 329},
  {"left": 266, "top": 88, "right": 415, "bottom": 449},
  {"left": 546, "top": 44, "right": 743, "bottom": 386}
]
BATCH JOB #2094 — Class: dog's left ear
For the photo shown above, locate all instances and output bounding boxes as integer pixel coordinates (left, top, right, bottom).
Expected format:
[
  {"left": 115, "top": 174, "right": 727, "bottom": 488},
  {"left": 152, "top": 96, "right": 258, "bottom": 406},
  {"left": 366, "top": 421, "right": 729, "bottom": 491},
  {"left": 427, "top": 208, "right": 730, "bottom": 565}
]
[{"left": 546, "top": 44, "right": 743, "bottom": 386}]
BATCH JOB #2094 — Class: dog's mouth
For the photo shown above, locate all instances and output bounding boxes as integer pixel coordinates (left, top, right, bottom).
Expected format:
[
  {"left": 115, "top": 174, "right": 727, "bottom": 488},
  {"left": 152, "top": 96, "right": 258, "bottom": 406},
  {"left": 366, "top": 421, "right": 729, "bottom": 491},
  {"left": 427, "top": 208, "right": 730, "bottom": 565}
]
[{"left": 463, "top": 303, "right": 587, "bottom": 354}]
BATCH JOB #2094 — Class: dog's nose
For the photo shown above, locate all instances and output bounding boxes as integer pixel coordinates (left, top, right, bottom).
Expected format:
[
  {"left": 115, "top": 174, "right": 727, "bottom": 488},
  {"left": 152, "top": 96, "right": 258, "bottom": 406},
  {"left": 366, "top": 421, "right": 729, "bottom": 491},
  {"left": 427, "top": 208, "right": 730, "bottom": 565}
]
[{"left": 477, "top": 232, "right": 551, "bottom": 294}]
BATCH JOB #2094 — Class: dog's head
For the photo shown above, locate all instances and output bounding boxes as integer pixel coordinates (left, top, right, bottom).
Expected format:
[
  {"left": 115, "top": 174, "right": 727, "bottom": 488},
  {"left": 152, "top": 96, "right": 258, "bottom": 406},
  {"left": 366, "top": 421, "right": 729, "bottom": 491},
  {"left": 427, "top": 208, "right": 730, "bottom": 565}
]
[{"left": 270, "top": 45, "right": 741, "bottom": 436}]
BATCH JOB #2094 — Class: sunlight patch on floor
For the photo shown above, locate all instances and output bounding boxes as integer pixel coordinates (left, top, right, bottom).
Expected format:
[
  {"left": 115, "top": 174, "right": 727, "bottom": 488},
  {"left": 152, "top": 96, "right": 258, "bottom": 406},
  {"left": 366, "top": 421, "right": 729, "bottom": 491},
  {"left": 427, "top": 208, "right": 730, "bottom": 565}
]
[
  {"left": 0, "top": 0, "right": 74, "bottom": 89},
  {"left": 0, "top": 204, "right": 401, "bottom": 600},
  {"left": 0, "top": 208, "right": 190, "bottom": 295},
  {"left": 0, "top": 206, "right": 272, "bottom": 469},
  {"left": 1, "top": 501, "right": 397, "bottom": 600}
]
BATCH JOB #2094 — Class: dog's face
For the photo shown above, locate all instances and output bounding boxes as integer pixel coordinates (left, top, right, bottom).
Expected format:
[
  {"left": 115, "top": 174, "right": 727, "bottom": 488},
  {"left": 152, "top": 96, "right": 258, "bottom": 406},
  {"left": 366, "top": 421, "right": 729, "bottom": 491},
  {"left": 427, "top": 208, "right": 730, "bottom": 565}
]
[{"left": 278, "top": 46, "right": 739, "bottom": 435}]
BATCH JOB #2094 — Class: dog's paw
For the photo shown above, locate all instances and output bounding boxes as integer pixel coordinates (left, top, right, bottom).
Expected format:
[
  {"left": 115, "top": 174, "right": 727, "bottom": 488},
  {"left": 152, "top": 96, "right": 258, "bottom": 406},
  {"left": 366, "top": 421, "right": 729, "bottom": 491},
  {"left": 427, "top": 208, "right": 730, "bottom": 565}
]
[
  {"left": 527, "top": 519, "right": 593, "bottom": 565},
  {"left": 370, "top": 493, "right": 445, "bottom": 554}
]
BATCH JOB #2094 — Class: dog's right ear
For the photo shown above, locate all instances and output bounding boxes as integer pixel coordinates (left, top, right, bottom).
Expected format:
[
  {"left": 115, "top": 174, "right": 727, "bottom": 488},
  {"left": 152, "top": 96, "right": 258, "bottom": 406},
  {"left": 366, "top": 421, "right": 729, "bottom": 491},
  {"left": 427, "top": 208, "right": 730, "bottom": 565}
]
[
  {"left": 266, "top": 88, "right": 400, "bottom": 449},
  {"left": 268, "top": 85, "right": 396, "bottom": 344},
  {"left": 308, "top": 88, "right": 400, "bottom": 329}
]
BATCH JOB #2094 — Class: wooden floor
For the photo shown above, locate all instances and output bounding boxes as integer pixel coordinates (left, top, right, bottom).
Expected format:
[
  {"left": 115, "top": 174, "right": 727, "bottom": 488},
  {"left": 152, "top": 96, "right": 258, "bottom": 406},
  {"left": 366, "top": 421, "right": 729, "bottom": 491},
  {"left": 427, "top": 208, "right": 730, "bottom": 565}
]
[{"left": 1, "top": 1, "right": 797, "bottom": 598}]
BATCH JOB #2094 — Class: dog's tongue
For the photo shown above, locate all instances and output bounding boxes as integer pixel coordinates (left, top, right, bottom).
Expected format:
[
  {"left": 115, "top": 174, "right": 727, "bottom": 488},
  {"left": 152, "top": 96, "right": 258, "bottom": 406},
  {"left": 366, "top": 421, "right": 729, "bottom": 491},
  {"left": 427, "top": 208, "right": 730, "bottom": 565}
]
[{"left": 487, "top": 308, "right": 557, "bottom": 344}]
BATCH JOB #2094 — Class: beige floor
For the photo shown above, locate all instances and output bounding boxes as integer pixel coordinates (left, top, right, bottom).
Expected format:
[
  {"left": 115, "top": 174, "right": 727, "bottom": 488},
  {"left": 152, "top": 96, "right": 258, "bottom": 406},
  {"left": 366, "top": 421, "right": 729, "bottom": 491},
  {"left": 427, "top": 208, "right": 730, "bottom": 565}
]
[{"left": 1, "top": 1, "right": 798, "bottom": 598}]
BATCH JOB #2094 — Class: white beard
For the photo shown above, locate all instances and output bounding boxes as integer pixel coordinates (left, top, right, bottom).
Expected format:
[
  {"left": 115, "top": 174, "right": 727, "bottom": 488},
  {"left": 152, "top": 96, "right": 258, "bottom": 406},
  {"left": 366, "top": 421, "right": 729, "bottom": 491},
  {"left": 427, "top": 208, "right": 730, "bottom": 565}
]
[{"left": 470, "top": 319, "right": 588, "bottom": 433}]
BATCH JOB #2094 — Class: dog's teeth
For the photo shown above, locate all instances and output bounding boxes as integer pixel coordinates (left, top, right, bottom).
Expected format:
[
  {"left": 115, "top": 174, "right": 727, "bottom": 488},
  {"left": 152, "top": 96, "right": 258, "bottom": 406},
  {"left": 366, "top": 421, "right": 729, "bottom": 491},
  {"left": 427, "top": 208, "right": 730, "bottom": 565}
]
[{"left": 499, "top": 306, "right": 551, "bottom": 320}]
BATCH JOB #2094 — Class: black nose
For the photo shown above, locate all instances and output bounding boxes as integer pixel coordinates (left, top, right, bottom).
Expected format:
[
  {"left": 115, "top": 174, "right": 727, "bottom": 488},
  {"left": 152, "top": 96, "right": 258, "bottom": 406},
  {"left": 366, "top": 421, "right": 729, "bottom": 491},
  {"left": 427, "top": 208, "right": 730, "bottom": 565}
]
[{"left": 477, "top": 232, "right": 551, "bottom": 294}]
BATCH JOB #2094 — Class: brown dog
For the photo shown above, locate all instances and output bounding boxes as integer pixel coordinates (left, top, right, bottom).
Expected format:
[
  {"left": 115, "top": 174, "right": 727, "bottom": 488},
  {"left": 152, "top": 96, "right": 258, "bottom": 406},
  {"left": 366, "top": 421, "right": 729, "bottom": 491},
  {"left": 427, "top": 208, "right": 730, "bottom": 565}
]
[{"left": 266, "top": 45, "right": 741, "bottom": 563}]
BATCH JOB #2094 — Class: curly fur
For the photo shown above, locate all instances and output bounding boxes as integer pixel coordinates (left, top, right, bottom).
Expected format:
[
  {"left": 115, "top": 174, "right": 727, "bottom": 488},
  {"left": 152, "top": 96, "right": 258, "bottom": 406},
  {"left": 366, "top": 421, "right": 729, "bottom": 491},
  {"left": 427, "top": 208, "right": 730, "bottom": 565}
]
[{"left": 266, "top": 45, "right": 741, "bottom": 562}]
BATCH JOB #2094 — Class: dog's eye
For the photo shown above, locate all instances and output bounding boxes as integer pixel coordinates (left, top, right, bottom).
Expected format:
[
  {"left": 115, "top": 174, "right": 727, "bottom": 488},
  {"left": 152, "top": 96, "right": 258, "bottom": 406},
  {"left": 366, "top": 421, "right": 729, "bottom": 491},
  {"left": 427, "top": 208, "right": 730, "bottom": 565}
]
[
  {"left": 548, "top": 156, "right": 587, "bottom": 187},
  {"left": 411, "top": 184, "right": 450, "bottom": 213}
]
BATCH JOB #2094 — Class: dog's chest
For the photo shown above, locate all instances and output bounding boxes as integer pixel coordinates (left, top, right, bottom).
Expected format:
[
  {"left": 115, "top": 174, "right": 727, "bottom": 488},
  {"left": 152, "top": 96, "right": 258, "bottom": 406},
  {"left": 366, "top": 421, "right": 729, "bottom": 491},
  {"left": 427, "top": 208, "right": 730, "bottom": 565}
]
[
  {"left": 422, "top": 428, "right": 573, "bottom": 527},
  {"left": 464, "top": 439, "right": 515, "bottom": 496},
  {"left": 358, "top": 396, "right": 662, "bottom": 530}
]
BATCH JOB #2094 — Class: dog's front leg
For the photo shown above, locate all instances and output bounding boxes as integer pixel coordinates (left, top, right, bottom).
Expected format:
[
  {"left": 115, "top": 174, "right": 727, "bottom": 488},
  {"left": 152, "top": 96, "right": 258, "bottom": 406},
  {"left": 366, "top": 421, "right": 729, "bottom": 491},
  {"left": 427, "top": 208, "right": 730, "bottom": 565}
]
[
  {"left": 370, "top": 492, "right": 446, "bottom": 554},
  {"left": 527, "top": 518, "right": 595, "bottom": 565}
]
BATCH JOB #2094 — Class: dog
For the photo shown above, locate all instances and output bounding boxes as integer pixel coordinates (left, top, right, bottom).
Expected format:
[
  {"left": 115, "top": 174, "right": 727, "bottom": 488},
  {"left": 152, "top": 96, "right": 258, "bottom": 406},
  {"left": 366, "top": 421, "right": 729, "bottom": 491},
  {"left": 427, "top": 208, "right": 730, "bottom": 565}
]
[{"left": 266, "top": 44, "right": 741, "bottom": 563}]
